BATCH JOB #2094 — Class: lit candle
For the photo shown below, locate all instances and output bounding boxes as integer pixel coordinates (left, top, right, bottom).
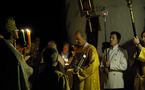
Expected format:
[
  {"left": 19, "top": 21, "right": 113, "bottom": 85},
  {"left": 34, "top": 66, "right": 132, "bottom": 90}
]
[
  {"left": 26, "top": 29, "right": 31, "bottom": 47},
  {"left": 62, "top": 56, "right": 64, "bottom": 59},
  {"left": 29, "top": 31, "right": 31, "bottom": 47},
  {"left": 21, "top": 29, "right": 26, "bottom": 42},
  {"left": 64, "top": 58, "right": 69, "bottom": 65}
]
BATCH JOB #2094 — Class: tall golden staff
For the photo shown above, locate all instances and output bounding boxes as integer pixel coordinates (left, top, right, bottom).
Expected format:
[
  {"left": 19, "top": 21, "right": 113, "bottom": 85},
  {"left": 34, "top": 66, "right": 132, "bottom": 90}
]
[
  {"left": 126, "top": 0, "right": 136, "bottom": 36},
  {"left": 126, "top": 0, "right": 142, "bottom": 75},
  {"left": 102, "top": 7, "right": 108, "bottom": 63}
]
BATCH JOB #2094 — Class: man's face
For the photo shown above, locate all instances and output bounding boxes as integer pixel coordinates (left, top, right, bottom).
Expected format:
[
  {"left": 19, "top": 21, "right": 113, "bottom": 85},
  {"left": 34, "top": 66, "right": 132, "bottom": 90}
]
[
  {"left": 71, "top": 46, "right": 77, "bottom": 56},
  {"left": 31, "top": 42, "right": 35, "bottom": 51},
  {"left": 16, "top": 44, "right": 20, "bottom": 50},
  {"left": 35, "top": 38, "right": 40, "bottom": 45},
  {"left": 63, "top": 44, "right": 69, "bottom": 54},
  {"left": 13, "top": 30, "right": 19, "bottom": 39},
  {"left": 110, "top": 34, "right": 119, "bottom": 47},
  {"left": 75, "top": 32, "right": 86, "bottom": 47}
]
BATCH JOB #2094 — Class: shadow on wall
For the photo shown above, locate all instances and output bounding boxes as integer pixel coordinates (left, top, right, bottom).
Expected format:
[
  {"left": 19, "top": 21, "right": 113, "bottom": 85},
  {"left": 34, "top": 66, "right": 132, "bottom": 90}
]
[
  {"left": 121, "top": 40, "right": 136, "bottom": 90},
  {"left": 122, "top": 39, "right": 143, "bottom": 67},
  {"left": 122, "top": 40, "right": 137, "bottom": 67},
  {"left": 121, "top": 39, "right": 143, "bottom": 90}
]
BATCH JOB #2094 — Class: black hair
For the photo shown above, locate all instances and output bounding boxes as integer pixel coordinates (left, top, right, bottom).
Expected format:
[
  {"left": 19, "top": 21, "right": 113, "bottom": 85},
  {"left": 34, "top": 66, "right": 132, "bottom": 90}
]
[
  {"left": 31, "top": 40, "right": 35, "bottom": 44},
  {"left": 141, "top": 30, "right": 145, "bottom": 38},
  {"left": 43, "top": 47, "right": 58, "bottom": 66},
  {"left": 63, "top": 41, "right": 69, "bottom": 46},
  {"left": 48, "top": 40, "right": 57, "bottom": 46},
  {"left": 111, "top": 31, "right": 121, "bottom": 40},
  {"left": 102, "top": 42, "right": 110, "bottom": 48}
]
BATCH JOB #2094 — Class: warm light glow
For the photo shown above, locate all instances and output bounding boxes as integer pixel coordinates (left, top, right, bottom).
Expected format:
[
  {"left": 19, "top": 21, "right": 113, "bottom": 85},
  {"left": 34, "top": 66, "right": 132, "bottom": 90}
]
[
  {"left": 26, "top": 29, "right": 31, "bottom": 47},
  {"left": 64, "top": 58, "right": 68, "bottom": 62},
  {"left": 102, "top": 7, "right": 108, "bottom": 17},
  {"left": 21, "top": 29, "right": 24, "bottom": 32},
  {"left": 64, "top": 58, "right": 69, "bottom": 65},
  {"left": 26, "top": 29, "right": 30, "bottom": 32},
  {"left": 103, "top": 13, "right": 107, "bottom": 16},
  {"left": 21, "top": 29, "right": 26, "bottom": 42},
  {"left": 83, "top": 54, "right": 86, "bottom": 58}
]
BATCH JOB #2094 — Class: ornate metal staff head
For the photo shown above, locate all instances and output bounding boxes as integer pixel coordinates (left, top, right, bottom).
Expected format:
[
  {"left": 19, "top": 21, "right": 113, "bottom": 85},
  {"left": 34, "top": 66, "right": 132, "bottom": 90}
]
[{"left": 126, "top": 0, "right": 133, "bottom": 9}]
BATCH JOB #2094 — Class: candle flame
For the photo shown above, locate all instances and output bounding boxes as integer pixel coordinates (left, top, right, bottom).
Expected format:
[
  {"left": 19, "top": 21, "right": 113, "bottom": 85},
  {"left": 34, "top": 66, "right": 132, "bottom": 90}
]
[
  {"left": 26, "top": 29, "right": 30, "bottom": 32},
  {"left": 21, "top": 29, "right": 24, "bottom": 32}
]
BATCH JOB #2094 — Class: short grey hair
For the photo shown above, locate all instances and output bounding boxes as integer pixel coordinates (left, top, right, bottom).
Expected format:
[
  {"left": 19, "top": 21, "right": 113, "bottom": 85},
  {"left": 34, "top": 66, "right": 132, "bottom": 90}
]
[
  {"left": 48, "top": 40, "right": 57, "bottom": 45},
  {"left": 76, "top": 30, "right": 87, "bottom": 40},
  {"left": 48, "top": 40, "right": 57, "bottom": 47},
  {"left": 43, "top": 47, "right": 58, "bottom": 65}
]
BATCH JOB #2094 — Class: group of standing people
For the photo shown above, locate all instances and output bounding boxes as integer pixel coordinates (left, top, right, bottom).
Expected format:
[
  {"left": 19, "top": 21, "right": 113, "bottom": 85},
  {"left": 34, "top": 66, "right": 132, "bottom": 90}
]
[{"left": 0, "top": 16, "right": 145, "bottom": 90}]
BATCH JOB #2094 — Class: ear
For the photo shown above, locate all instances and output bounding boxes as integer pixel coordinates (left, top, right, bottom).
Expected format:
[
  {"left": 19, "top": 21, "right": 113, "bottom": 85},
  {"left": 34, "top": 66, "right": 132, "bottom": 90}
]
[
  {"left": 117, "top": 39, "right": 120, "bottom": 44},
  {"left": 83, "top": 36, "right": 86, "bottom": 40},
  {"left": 11, "top": 31, "right": 14, "bottom": 36},
  {"left": 56, "top": 57, "right": 58, "bottom": 62}
]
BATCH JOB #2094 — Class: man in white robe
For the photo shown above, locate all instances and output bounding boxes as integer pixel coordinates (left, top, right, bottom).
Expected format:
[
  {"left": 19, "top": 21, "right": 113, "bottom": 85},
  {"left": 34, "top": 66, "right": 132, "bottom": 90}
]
[{"left": 101, "top": 31, "right": 128, "bottom": 90}]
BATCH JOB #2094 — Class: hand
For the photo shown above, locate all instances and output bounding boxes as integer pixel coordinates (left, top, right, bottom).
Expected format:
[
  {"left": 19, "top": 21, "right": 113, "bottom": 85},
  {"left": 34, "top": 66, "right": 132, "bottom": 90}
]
[
  {"left": 105, "top": 68, "right": 109, "bottom": 73},
  {"left": 105, "top": 59, "right": 110, "bottom": 68},
  {"left": 73, "top": 72, "right": 77, "bottom": 75},
  {"left": 65, "top": 60, "right": 69, "bottom": 63},
  {"left": 133, "top": 36, "right": 140, "bottom": 45}
]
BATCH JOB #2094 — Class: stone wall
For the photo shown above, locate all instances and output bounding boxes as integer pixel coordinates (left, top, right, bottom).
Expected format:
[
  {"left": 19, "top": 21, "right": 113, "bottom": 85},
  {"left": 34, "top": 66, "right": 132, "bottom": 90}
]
[
  {"left": 66, "top": 0, "right": 145, "bottom": 62},
  {"left": 66, "top": 1, "right": 145, "bottom": 89}
]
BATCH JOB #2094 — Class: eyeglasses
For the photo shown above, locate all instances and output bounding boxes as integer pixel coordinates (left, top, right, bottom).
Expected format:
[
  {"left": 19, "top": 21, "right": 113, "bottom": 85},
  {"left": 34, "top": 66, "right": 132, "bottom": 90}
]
[{"left": 14, "top": 29, "right": 19, "bottom": 31}]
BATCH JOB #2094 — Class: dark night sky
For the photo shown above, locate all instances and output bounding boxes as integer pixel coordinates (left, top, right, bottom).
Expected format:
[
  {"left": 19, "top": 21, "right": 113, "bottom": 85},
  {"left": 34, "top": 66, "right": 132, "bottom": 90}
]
[{"left": 0, "top": 1, "right": 67, "bottom": 52}]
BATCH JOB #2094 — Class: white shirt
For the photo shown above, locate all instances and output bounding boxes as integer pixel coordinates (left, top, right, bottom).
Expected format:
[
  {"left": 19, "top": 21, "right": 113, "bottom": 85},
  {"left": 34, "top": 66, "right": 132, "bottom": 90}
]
[{"left": 83, "top": 42, "right": 89, "bottom": 48}]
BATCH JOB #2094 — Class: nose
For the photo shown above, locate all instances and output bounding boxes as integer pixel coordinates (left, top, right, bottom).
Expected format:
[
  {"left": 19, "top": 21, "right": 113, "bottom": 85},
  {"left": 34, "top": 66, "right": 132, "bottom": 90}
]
[
  {"left": 142, "top": 37, "right": 145, "bottom": 41},
  {"left": 76, "top": 39, "right": 78, "bottom": 43},
  {"left": 110, "top": 38, "right": 112, "bottom": 41}
]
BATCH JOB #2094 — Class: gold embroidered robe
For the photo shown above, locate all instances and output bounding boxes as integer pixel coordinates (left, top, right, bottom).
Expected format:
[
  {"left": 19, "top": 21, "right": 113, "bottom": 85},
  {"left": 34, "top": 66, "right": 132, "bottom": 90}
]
[
  {"left": 66, "top": 44, "right": 100, "bottom": 90},
  {"left": 134, "top": 47, "right": 145, "bottom": 90}
]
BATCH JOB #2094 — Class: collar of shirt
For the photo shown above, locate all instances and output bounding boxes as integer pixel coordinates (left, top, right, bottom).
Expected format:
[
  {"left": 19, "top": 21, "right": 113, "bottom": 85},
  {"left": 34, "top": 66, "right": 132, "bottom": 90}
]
[
  {"left": 10, "top": 40, "right": 13, "bottom": 44},
  {"left": 6, "top": 39, "right": 13, "bottom": 45},
  {"left": 110, "top": 44, "right": 119, "bottom": 50},
  {"left": 83, "top": 42, "right": 89, "bottom": 48},
  {"left": 61, "top": 51, "right": 70, "bottom": 59}
]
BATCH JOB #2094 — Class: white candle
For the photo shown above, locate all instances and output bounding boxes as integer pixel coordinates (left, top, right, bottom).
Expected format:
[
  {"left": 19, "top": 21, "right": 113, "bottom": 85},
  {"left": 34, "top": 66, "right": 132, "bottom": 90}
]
[
  {"left": 64, "top": 58, "right": 69, "bottom": 65},
  {"left": 62, "top": 56, "right": 64, "bottom": 59}
]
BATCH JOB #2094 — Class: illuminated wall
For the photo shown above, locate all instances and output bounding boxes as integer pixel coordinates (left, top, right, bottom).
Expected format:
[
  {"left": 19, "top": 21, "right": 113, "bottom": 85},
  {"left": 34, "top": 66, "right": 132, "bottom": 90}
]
[{"left": 66, "top": 0, "right": 145, "bottom": 59}]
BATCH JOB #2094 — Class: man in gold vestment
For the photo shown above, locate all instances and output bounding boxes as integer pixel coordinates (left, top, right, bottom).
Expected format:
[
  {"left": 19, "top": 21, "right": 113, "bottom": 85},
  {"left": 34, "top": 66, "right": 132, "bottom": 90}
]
[
  {"left": 66, "top": 30, "right": 100, "bottom": 90},
  {"left": 133, "top": 30, "right": 145, "bottom": 90}
]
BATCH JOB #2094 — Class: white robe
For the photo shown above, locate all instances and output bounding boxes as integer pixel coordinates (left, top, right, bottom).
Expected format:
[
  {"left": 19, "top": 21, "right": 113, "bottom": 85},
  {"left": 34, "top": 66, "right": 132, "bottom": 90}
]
[{"left": 102, "top": 44, "right": 128, "bottom": 89}]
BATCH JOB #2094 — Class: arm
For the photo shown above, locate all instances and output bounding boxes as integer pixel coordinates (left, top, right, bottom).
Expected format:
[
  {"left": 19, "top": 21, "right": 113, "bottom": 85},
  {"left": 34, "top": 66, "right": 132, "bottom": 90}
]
[
  {"left": 101, "top": 49, "right": 107, "bottom": 66},
  {"left": 133, "top": 36, "right": 143, "bottom": 51},
  {"left": 110, "top": 49, "right": 128, "bottom": 71},
  {"left": 138, "top": 47, "right": 145, "bottom": 62},
  {"left": 101, "top": 49, "right": 109, "bottom": 73},
  {"left": 133, "top": 36, "right": 145, "bottom": 62},
  {"left": 77, "top": 46, "right": 100, "bottom": 81},
  {"left": 58, "top": 74, "right": 70, "bottom": 90},
  {"left": 58, "top": 54, "right": 65, "bottom": 67}
]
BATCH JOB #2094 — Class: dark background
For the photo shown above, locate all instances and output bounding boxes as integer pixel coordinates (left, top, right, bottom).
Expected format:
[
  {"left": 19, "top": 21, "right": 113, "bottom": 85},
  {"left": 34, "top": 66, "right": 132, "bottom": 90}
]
[{"left": 0, "top": 1, "right": 67, "bottom": 52}]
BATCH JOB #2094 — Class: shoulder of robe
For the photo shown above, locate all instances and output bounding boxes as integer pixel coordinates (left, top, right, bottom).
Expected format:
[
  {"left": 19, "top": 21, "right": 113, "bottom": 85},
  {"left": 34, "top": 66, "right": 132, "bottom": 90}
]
[{"left": 118, "top": 46, "right": 127, "bottom": 52}]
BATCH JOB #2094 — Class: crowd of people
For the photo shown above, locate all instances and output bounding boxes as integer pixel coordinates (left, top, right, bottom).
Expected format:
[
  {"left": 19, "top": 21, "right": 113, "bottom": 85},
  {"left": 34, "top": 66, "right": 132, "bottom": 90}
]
[{"left": 1, "top": 17, "right": 145, "bottom": 90}]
